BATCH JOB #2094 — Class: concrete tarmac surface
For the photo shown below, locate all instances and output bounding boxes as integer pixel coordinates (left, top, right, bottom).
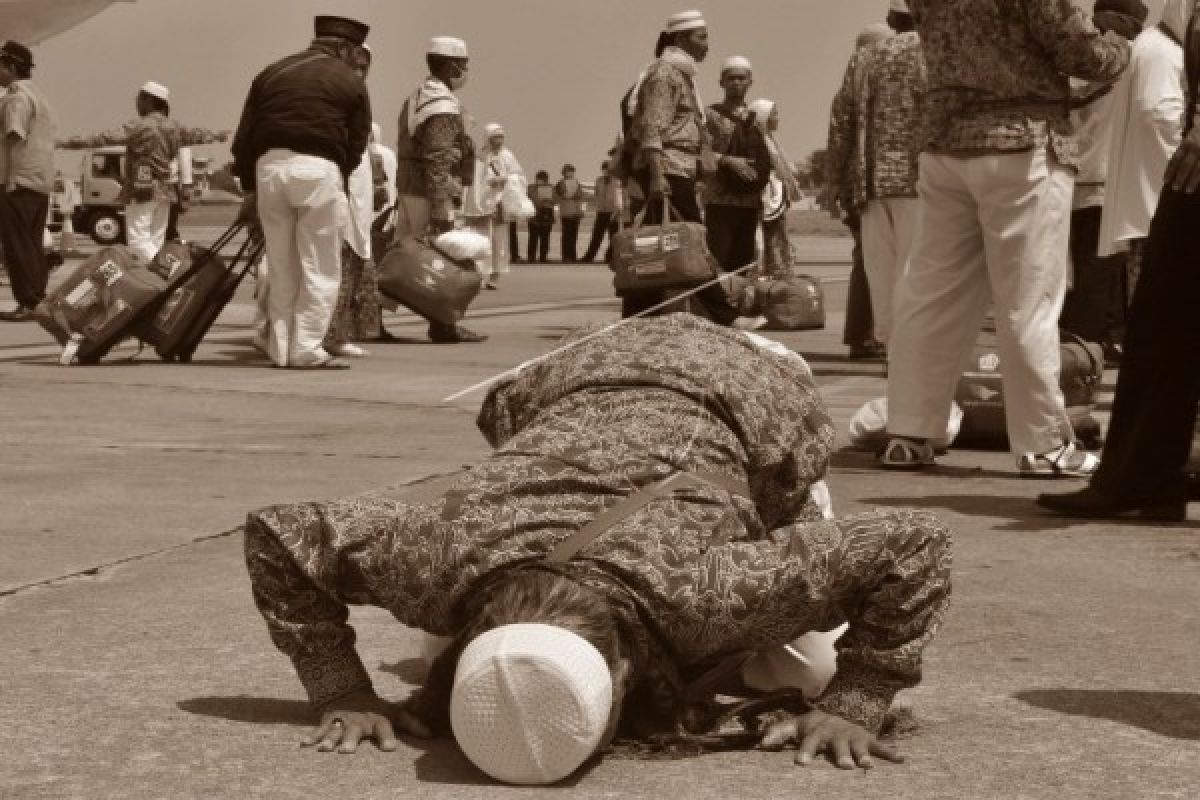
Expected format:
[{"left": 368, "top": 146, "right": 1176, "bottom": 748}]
[{"left": 2, "top": 224, "right": 1198, "bottom": 799}]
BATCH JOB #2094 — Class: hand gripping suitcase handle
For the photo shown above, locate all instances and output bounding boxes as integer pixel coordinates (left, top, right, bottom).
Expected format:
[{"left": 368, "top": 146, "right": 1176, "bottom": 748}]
[{"left": 630, "top": 193, "right": 684, "bottom": 232}]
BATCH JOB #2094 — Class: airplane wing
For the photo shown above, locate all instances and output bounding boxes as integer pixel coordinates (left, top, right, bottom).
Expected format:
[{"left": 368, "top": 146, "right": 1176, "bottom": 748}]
[{"left": 0, "top": 0, "right": 135, "bottom": 45}]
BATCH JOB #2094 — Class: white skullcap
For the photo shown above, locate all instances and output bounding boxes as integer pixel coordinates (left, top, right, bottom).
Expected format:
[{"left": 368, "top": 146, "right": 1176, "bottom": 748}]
[
  {"left": 139, "top": 81, "right": 169, "bottom": 101},
  {"left": 721, "top": 55, "right": 753, "bottom": 74},
  {"left": 889, "top": 0, "right": 911, "bottom": 13},
  {"left": 428, "top": 36, "right": 468, "bottom": 58},
  {"left": 451, "top": 623, "right": 613, "bottom": 785},
  {"left": 664, "top": 9, "right": 707, "bottom": 34},
  {"left": 484, "top": 122, "right": 505, "bottom": 137}
]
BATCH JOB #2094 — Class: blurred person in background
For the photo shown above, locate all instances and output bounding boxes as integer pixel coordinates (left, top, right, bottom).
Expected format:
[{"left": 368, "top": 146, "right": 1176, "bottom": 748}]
[
  {"left": 60, "top": 81, "right": 228, "bottom": 266},
  {"left": 323, "top": 42, "right": 380, "bottom": 360},
  {"left": 0, "top": 40, "right": 55, "bottom": 321},
  {"left": 703, "top": 56, "right": 769, "bottom": 275},
  {"left": 464, "top": 122, "right": 524, "bottom": 288},
  {"left": 527, "top": 169, "right": 554, "bottom": 263},
  {"left": 1038, "top": 2, "right": 1200, "bottom": 520},
  {"left": 391, "top": 35, "right": 486, "bottom": 343},
  {"left": 553, "top": 163, "right": 585, "bottom": 262},
  {"left": 879, "top": 0, "right": 1130, "bottom": 476},
  {"left": 1059, "top": 2, "right": 1149, "bottom": 362},
  {"left": 749, "top": 98, "right": 801, "bottom": 277},
  {"left": 581, "top": 160, "right": 620, "bottom": 263},
  {"left": 825, "top": 22, "right": 894, "bottom": 359},
  {"left": 1096, "top": 0, "right": 1189, "bottom": 339}
]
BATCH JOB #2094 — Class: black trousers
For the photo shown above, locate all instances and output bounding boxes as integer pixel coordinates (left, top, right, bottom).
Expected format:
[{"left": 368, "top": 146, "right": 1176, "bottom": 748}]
[
  {"left": 508, "top": 221, "right": 520, "bottom": 261},
  {"left": 1089, "top": 188, "right": 1200, "bottom": 503},
  {"left": 1060, "top": 205, "right": 1126, "bottom": 345},
  {"left": 619, "top": 173, "right": 738, "bottom": 326},
  {"left": 841, "top": 213, "right": 876, "bottom": 347},
  {"left": 527, "top": 221, "right": 551, "bottom": 262},
  {"left": 560, "top": 216, "right": 582, "bottom": 262},
  {"left": 582, "top": 211, "right": 615, "bottom": 262},
  {"left": 704, "top": 204, "right": 759, "bottom": 270},
  {"left": 0, "top": 188, "right": 50, "bottom": 308}
]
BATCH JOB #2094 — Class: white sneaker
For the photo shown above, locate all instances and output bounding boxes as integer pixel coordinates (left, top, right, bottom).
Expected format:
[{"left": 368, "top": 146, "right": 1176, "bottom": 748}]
[{"left": 328, "top": 343, "right": 369, "bottom": 358}]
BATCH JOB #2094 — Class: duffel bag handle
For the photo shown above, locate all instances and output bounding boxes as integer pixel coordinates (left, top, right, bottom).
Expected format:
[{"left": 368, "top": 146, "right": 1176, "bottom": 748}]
[
  {"left": 1059, "top": 328, "right": 1103, "bottom": 385},
  {"left": 630, "top": 192, "right": 683, "bottom": 232}
]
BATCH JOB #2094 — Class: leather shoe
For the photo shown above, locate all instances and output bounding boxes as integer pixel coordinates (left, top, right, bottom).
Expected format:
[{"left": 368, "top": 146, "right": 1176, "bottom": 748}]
[
  {"left": 0, "top": 305, "right": 35, "bottom": 321},
  {"left": 1035, "top": 486, "right": 1187, "bottom": 522},
  {"left": 428, "top": 323, "right": 487, "bottom": 344}
]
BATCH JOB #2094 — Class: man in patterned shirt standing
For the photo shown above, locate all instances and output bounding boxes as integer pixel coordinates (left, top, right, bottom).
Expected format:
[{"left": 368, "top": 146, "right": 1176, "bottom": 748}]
[
  {"left": 855, "top": 1, "right": 926, "bottom": 347},
  {"left": 879, "top": 0, "right": 1130, "bottom": 477}
]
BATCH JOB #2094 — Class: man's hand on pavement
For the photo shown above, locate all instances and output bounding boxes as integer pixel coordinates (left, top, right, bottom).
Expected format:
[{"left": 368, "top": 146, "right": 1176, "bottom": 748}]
[
  {"left": 757, "top": 709, "right": 904, "bottom": 770},
  {"left": 301, "top": 688, "right": 430, "bottom": 755}
]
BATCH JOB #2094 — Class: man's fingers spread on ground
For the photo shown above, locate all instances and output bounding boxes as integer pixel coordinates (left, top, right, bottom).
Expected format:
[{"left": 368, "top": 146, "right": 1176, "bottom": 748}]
[
  {"left": 870, "top": 739, "right": 905, "bottom": 763},
  {"left": 832, "top": 737, "right": 856, "bottom": 769},
  {"left": 850, "top": 738, "right": 873, "bottom": 769},
  {"left": 301, "top": 721, "right": 334, "bottom": 747},
  {"left": 793, "top": 732, "right": 822, "bottom": 766},
  {"left": 374, "top": 718, "right": 399, "bottom": 751},
  {"left": 337, "top": 721, "right": 366, "bottom": 753}
]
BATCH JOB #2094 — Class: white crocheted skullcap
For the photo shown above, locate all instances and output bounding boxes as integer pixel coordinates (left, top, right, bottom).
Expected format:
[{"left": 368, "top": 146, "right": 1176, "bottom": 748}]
[
  {"left": 450, "top": 623, "right": 614, "bottom": 785},
  {"left": 484, "top": 122, "right": 505, "bottom": 137},
  {"left": 428, "top": 36, "right": 468, "bottom": 58},
  {"left": 889, "top": 0, "right": 911, "bottom": 13},
  {"left": 139, "top": 81, "right": 169, "bottom": 101},
  {"left": 721, "top": 55, "right": 753, "bottom": 75},
  {"left": 664, "top": 9, "right": 707, "bottom": 34}
]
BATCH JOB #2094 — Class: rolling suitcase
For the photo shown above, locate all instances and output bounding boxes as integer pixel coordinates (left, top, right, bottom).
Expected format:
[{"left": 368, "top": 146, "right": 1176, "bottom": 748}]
[
  {"left": 34, "top": 246, "right": 168, "bottom": 364},
  {"left": 35, "top": 222, "right": 252, "bottom": 365},
  {"left": 135, "top": 229, "right": 264, "bottom": 362}
]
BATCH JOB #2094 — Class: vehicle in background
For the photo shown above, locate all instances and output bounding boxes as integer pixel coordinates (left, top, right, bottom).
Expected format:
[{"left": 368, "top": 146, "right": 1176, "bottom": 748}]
[{"left": 70, "top": 146, "right": 126, "bottom": 245}]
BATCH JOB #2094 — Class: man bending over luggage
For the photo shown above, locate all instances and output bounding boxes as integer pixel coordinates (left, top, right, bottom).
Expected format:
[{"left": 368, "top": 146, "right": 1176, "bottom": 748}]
[{"left": 245, "top": 313, "right": 951, "bottom": 785}]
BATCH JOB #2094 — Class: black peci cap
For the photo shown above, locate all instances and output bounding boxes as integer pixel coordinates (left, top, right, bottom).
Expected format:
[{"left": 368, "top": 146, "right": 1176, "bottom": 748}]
[{"left": 313, "top": 15, "right": 370, "bottom": 46}]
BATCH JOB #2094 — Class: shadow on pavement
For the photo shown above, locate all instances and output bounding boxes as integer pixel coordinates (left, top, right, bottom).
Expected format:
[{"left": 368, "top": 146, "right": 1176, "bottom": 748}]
[
  {"left": 1014, "top": 689, "right": 1200, "bottom": 740},
  {"left": 177, "top": 696, "right": 314, "bottom": 727},
  {"left": 831, "top": 447, "right": 1018, "bottom": 481},
  {"left": 861, "top": 493, "right": 1200, "bottom": 532}
]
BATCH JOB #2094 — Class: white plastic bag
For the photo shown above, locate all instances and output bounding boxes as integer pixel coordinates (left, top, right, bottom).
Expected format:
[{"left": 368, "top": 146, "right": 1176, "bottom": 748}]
[
  {"left": 433, "top": 229, "right": 493, "bottom": 261},
  {"left": 500, "top": 174, "right": 535, "bottom": 220},
  {"left": 848, "top": 397, "right": 963, "bottom": 451}
]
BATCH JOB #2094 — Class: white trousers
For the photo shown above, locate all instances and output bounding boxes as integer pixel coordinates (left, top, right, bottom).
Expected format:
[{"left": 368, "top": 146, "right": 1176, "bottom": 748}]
[
  {"left": 887, "top": 149, "right": 1074, "bottom": 456},
  {"left": 125, "top": 198, "right": 170, "bottom": 265},
  {"left": 465, "top": 215, "right": 510, "bottom": 279},
  {"left": 861, "top": 196, "right": 919, "bottom": 343},
  {"left": 255, "top": 150, "right": 346, "bottom": 367}
]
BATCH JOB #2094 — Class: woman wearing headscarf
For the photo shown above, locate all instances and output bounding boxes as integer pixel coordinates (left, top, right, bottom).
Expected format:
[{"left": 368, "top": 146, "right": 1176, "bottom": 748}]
[
  {"left": 323, "top": 43, "right": 381, "bottom": 358},
  {"left": 749, "top": 98, "right": 801, "bottom": 277},
  {"left": 462, "top": 122, "right": 525, "bottom": 289},
  {"left": 244, "top": 313, "right": 951, "bottom": 785}
]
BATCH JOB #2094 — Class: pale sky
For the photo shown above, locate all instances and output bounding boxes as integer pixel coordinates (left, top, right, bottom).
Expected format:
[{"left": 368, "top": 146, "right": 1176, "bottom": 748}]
[{"left": 32, "top": 0, "right": 1167, "bottom": 180}]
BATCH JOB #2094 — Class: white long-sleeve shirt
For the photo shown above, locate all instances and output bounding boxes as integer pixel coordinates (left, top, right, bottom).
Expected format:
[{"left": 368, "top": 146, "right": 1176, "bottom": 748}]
[{"left": 1098, "top": 25, "right": 1186, "bottom": 255}]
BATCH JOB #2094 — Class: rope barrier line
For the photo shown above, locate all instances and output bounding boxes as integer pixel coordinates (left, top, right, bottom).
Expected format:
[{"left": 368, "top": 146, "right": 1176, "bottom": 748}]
[{"left": 442, "top": 262, "right": 757, "bottom": 404}]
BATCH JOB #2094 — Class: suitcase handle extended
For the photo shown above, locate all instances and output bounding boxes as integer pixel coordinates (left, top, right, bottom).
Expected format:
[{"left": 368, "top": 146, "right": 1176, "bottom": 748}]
[{"left": 72, "top": 221, "right": 257, "bottom": 365}]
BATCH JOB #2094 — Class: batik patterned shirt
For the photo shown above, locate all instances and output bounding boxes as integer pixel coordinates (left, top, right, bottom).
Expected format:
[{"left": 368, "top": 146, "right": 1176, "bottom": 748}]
[
  {"left": 59, "top": 111, "right": 224, "bottom": 203},
  {"left": 909, "top": 0, "right": 1130, "bottom": 166},
  {"left": 244, "top": 315, "right": 952, "bottom": 734},
  {"left": 631, "top": 59, "right": 705, "bottom": 178}
]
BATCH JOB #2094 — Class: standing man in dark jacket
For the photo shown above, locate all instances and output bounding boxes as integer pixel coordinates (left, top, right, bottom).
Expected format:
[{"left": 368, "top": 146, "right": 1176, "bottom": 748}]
[
  {"left": 703, "top": 55, "right": 770, "bottom": 274},
  {"left": 231, "top": 15, "right": 372, "bottom": 369}
]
